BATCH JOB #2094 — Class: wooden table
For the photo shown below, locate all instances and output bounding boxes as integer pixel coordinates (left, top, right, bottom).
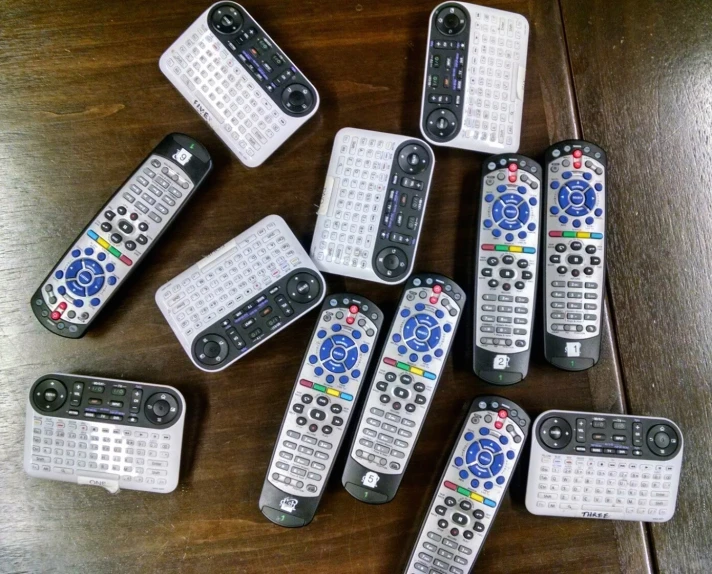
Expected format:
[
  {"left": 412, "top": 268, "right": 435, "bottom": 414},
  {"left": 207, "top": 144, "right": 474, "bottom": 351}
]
[{"left": 1, "top": 1, "right": 709, "bottom": 572}]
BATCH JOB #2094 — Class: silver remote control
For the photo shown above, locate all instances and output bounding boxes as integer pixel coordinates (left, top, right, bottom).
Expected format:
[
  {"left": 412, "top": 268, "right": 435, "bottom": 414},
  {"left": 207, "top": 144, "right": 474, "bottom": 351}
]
[
  {"left": 25, "top": 373, "right": 186, "bottom": 494},
  {"left": 342, "top": 273, "right": 465, "bottom": 503},
  {"left": 31, "top": 134, "right": 212, "bottom": 338},
  {"left": 405, "top": 397, "right": 530, "bottom": 573},
  {"left": 525, "top": 410, "right": 683, "bottom": 522},
  {"left": 259, "top": 294, "right": 383, "bottom": 527},
  {"left": 543, "top": 140, "right": 607, "bottom": 370},
  {"left": 473, "top": 154, "right": 542, "bottom": 385}
]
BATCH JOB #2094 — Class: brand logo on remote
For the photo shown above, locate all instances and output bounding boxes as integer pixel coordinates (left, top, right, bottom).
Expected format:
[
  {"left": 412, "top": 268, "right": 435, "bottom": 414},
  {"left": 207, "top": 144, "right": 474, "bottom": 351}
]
[
  {"left": 361, "top": 472, "right": 380, "bottom": 489},
  {"left": 565, "top": 342, "right": 581, "bottom": 357},
  {"left": 192, "top": 98, "right": 213, "bottom": 123},
  {"left": 581, "top": 511, "right": 608, "bottom": 519},
  {"left": 493, "top": 355, "right": 510, "bottom": 370},
  {"left": 279, "top": 497, "right": 299, "bottom": 513}
]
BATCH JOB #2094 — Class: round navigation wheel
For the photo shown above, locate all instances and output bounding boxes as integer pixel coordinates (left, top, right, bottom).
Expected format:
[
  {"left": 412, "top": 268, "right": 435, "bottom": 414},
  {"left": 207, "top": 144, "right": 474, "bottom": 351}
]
[
  {"left": 194, "top": 334, "right": 229, "bottom": 366},
  {"left": 492, "top": 193, "right": 530, "bottom": 231},
  {"left": 397, "top": 144, "right": 430, "bottom": 176},
  {"left": 281, "top": 84, "right": 315, "bottom": 115},
  {"left": 32, "top": 378, "right": 68, "bottom": 412},
  {"left": 426, "top": 109, "right": 458, "bottom": 139},
  {"left": 646, "top": 424, "right": 680, "bottom": 457},
  {"left": 539, "top": 417, "right": 572, "bottom": 449},
  {"left": 435, "top": 5, "right": 467, "bottom": 35},
  {"left": 145, "top": 392, "right": 180, "bottom": 425},
  {"left": 557, "top": 179, "right": 597, "bottom": 218},
  {"left": 402, "top": 313, "right": 442, "bottom": 355},
  {"left": 287, "top": 272, "right": 321, "bottom": 304},
  {"left": 465, "top": 437, "right": 505, "bottom": 479},
  {"left": 210, "top": 3, "right": 243, "bottom": 34},
  {"left": 64, "top": 257, "right": 105, "bottom": 299},
  {"left": 319, "top": 334, "right": 359, "bottom": 375},
  {"left": 375, "top": 247, "right": 408, "bottom": 280}
]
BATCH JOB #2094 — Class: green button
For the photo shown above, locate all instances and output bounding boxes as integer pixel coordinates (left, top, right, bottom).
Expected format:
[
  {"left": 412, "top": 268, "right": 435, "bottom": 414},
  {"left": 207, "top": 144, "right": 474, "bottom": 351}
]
[
  {"left": 495, "top": 245, "right": 508, "bottom": 251},
  {"left": 457, "top": 487, "right": 470, "bottom": 497},
  {"left": 108, "top": 246, "right": 121, "bottom": 257},
  {"left": 563, "top": 231, "right": 577, "bottom": 238},
  {"left": 313, "top": 383, "right": 326, "bottom": 392},
  {"left": 396, "top": 362, "right": 410, "bottom": 371}
]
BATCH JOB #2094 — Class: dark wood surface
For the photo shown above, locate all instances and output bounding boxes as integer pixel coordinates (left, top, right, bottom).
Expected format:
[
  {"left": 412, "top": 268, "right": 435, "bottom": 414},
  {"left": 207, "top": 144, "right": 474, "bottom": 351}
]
[{"left": 0, "top": 0, "right": 699, "bottom": 572}]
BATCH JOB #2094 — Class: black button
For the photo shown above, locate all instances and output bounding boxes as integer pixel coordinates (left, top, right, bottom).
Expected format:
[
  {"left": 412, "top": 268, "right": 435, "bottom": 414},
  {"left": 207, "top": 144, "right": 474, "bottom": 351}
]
[
  {"left": 137, "top": 234, "right": 148, "bottom": 245},
  {"left": 450, "top": 528, "right": 460, "bottom": 537},
  {"left": 117, "top": 206, "right": 127, "bottom": 216},
  {"left": 101, "top": 222, "right": 112, "bottom": 232},
  {"left": 104, "top": 210, "right": 115, "bottom": 221},
  {"left": 488, "top": 279, "right": 499, "bottom": 288},
  {"left": 405, "top": 403, "right": 416, "bottom": 412},
  {"left": 459, "top": 500, "right": 473, "bottom": 511},
  {"left": 281, "top": 83, "right": 315, "bottom": 114},
  {"left": 118, "top": 220, "right": 134, "bottom": 234},
  {"left": 110, "top": 233, "right": 123, "bottom": 244},
  {"left": 414, "top": 382, "right": 425, "bottom": 392},
  {"left": 125, "top": 241, "right": 136, "bottom": 251},
  {"left": 138, "top": 222, "right": 148, "bottom": 232},
  {"left": 522, "top": 271, "right": 533, "bottom": 280},
  {"left": 301, "top": 394, "right": 313, "bottom": 404},
  {"left": 380, "top": 395, "right": 390, "bottom": 404},
  {"left": 567, "top": 255, "right": 583, "bottom": 265},
  {"left": 392, "top": 402, "right": 402, "bottom": 410},
  {"left": 549, "top": 426, "right": 563, "bottom": 440},
  {"left": 316, "top": 396, "right": 329, "bottom": 407},
  {"left": 502, "top": 255, "right": 514, "bottom": 265},
  {"left": 463, "top": 530, "right": 474, "bottom": 540},
  {"left": 415, "top": 395, "right": 426, "bottom": 405},
  {"left": 584, "top": 267, "right": 594, "bottom": 275},
  {"left": 309, "top": 423, "right": 319, "bottom": 432},
  {"left": 322, "top": 425, "right": 333, "bottom": 435},
  {"left": 570, "top": 241, "right": 582, "bottom": 251},
  {"left": 437, "top": 519, "right": 448, "bottom": 529},
  {"left": 376, "top": 381, "right": 389, "bottom": 392},
  {"left": 499, "top": 269, "right": 515, "bottom": 279},
  {"left": 385, "top": 372, "right": 397, "bottom": 382},
  {"left": 293, "top": 404, "right": 304, "bottom": 414},
  {"left": 591, "top": 257, "right": 601, "bottom": 265},
  {"left": 452, "top": 513, "right": 468, "bottom": 526},
  {"left": 130, "top": 213, "right": 138, "bottom": 221},
  {"left": 44, "top": 389, "right": 58, "bottom": 402},
  {"left": 435, "top": 505, "right": 447, "bottom": 516},
  {"left": 333, "top": 416, "right": 343, "bottom": 426},
  {"left": 502, "top": 283, "right": 511, "bottom": 291},
  {"left": 557, "top": 266, "right": 568, "bottom": 274},
  {"left": 400, "top": 374, "right": 413, "bottom": 385},
  {"left": 152, "top": 400, "right": 170, "bottom": 417},
  {"left": 586, "top": 245, "right": 597, "bottom": 254},
  {"left": 331, "top": 404, "right": 342, "bottom": 414},
  {"left": 444, "top": 496, "right": 456, "bottom": 507},
  {"left": 550, "top": 254, "right": 561, "bottom": 263},
  {"left": 572, "top": 269, "right": 581, "bottom": 277},
  {"left": 203, "top": 341, "right": 221, "bottom": 358},
  {"left": 517, "top": 259, "right": 528, "bottom": 269},
  {"left": 487, "top": 257, "right": 499, "bottom": 266},
  {"left": 474, "top": 522, "right": 485, "bottom": 532},
  {"left": 482, "top": 268, "right": 493, "bottom": 277},
  {"left": 555, "top": 244, "right": 566, "bottom": 253},
  {"left": 474, "top": 509, "right": 485, "bottom": 520},
  {"left": 394, "top": 387, "right": 409, "bottom": 399},
  {"left": 310, "top": 409, "right": 326, "bottom": 421},
  {"left": 296, "top": 417, "right": 307, "bottom": 426},
  {"left": 515, "top": 281, "right": 525, "bottom": 290}
]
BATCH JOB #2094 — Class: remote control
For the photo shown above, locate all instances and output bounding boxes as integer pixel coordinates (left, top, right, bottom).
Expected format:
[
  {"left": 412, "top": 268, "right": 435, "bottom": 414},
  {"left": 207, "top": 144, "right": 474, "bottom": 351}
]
[
  {"left": 156, "top": 215, "right": 325, "bottom": 372},
  {"left": 24, "top": 373, "right": 185, "bottom": 494},
  {"left": 160, "top": 2, "right": 319, "bottom": 168},
  {"left": 525, "top": 410, "right": 683, "bottom": 522},
  {"left": 543, "top": 141, "right": 607, "bottom": 370},
  {"left": 310, "top": 128, "right": 435, "bottom": 284},
  {"left": 473, "top": 154, "right": 542, "bottom": 385},
  {"left": 342, "top": 273, "right": 465, "bottom": 504},
  {"left": 31, "top": 134, "right": 213, "bottom": 338},
  {"left": 420, "top": 2, "right": 529, "bottom": 154},
  {"left": 405, "top": 396, "right": 530, "bottom": 573},
  {"left": 259, "top": 295, "right": 383, "bottom": 527}
]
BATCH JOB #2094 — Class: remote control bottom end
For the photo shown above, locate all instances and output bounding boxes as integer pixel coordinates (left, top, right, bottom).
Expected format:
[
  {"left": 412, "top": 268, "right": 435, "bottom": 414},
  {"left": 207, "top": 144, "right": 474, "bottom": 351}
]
[{"left": 545, "top": 333, "right": 600, "bottom": 371}]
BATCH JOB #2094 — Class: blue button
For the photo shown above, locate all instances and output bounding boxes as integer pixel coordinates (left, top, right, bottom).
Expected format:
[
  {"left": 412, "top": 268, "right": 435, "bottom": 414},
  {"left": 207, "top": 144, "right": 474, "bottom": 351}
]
[
  {"left": 562, "top": 171, "right": 572, "bottom": 179},
  {"left": 550, "top": 181, "right": 560, "bottom": 190},
  {"left": 496, "top": 476, "right": 505, "bottom": 485},
  {"left": 86, "top": 277, "right": 104, "bottom": 296},
  {"left": 569, "top": 191, "right": 584, "bottom": 205},
  {"left": 65, "top": 259, "right": 83, "bottom": 279},
  {"left": 332, "top": 324, "right": 341, "bottom": 332},
  {"left": 309, "top": 355, "right": 317, "bottom": 364},
  {"left": 71, "top": 249, "right": 81, "bottom": 257},
  {"left": 97, "top": 252, "right": 106, "bottom": 261},
  {"left": 84, "top": 248, "right": 94, "bottom": 256},
  {"left": 319, "top": 339, "right": 334, "bottom": 361},
  {"left": 317, "top": 329, "right": 327, "bottom": 338},
  {"left": 398, "top": 345, "right": 407, "bottom": 354},
  {"left": 344, "top": 348, "right": 359, "bottom": 370},
  {"left": 54, "top": 270, "right": 64, "bottom": 280},
  {"left": 483, "top": 499, "right": 497, "bottom": 508},
  {"left": 506, "top": 450, "right": 515, "bottom": 460},
  {"left": 517, "top": 186, "right": 526, "bottom": 194},
  {"left": 352, "top": 369, "right": 361, "bottom": 378},
  {"left": 326, "top": 375, "right": 334, "bottom": 383},
  {"left": 499, "top": 435, "right": 509, "bottom": 445},
  {"left": 454, "top": 457, "right": 463, "bottom": 467},
  {"left": 505, "top": 233, "right": 514, "bottom": 242},
  {"left": 66, "top": 281, "right": 86, "bottom": 298},
  {"left": 528, "top": 223, "right": 536, "bottom": 231},
  {"left": 559, "top": 215, "right": 568, "bottom": 224},
  {"left": 443, "top": 324, "right": 452, "bottom": 333},
  {"left": 352, "top": 330, "right": 361, "bottom": 340},
  {"left": 558, "top": 189, "right": 570, "bottom": 209},
  {"left": 400, "top": 309, "right": 410, "bottom": 318},
  {"left": 423, "top": 354, "right": 432, "bottom": 363},
  {"left": 410, "top": 353, "right": 418, "bottom": 362},
  {"left": 359, "top": 344, "right": 368, "bottom": 353},
  {"left": 523, "top": 247, "right": 536, "bottom": 254},
  {"left": 423, "top": 372, "right": 437, "bottom": 380},
  {"left": 490, "top": 454, "right": 505, "bottom": 477},
  {"left": 573, "top": 219, "right": 581, "bottom": 228},
  {"left": 90, "top": 298, "right": 100, "bottom": 307},
  {"left": 484, "top": 481, "right": 493, "bottom": 490},
  {"left": 314, "top": 367, "right": 324, "bottom": 376},
  {"left": 485, "top": 193, "right": 494, "bottom": 203},
  {"left": 517, "top": 202, "right": 530, "bottom": 224},
  {"left": 592, "top": 232, "right": 603, "bottom": 239},
  {"left": 492, "top": 199, "right": 504, "bottom": 222},
  {"left": 497, "top": 185, "right": 507, "bottom": 192},
  {"left": 57, "top": 286, "right": 66, "bottom": 296},
  {"left": 459, "top": 470, "right": 468, "bottom": 480},
  {"left": 84, "top": 259, "right": 103, "bottom": 275},
  {"left": 341, "top": 393, "right": 353, "bottom": 401},
  {"left": 323, "top": 359, "right": 346, "bottom": 374},
  {"left": 595, "top": 208, "right": 603, "bottom": 217},
  {"left": 471, "top": 479, "right": 480, "bottom": 489},
  {"left": 586, "top": 217, "right": 594, "bottom": 225},
  {"left": 583, "top": 172, "right": 592, "bottom": 180},
  {"left": 479, "top": 428, "right": 489, "bottom": 436},
  {"left": 415, "top": 303, "right": 425, "bottom": 312},
  {"left": 464, "top": 432, "right": 474, "bottom": 441},
  {"left": 529, "top": 197, "right": 537, "bottom": 206},
  {"left": 595, "top": 183, "right": 603, "bottom": 191},
  {"left": 436, "top": 310, "right": 444, "bottom": 319},
  {"left": 435, "top": 349, "right": 444, "bottom": 357},
  {"left": 339, "top": 376, "right": 349, "bottom": 384},
  {"left": 478, "top": 451, "right": 493, "bottom": 466},
  {"left": 550, "top": 206, "right": 559, "bottom": 215},
  {"left": 492, "top": 229, "right": 502, "bottom": 238},
  {"left": 483, "top": 219, "right": 492, "bottom": 229},
  {"left": 73, "top": 299, "right": 83, "bottom": 308},
  {"left": 392, "top": 334, "right": 401, "bottom": 343}
]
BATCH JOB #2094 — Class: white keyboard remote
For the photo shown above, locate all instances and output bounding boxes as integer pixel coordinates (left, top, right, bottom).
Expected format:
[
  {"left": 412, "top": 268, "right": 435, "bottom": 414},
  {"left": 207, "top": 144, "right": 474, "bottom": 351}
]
[
  {"left": 342, "top": 273, "right": 465, "bottom": 503},
  {"left": 311, "top": 128, "right": 435, "bottom": 284},
  {"left": 525, "top": 410, "right": 683, "bottom": 522},
  {"left": 473, "top": 154, "right": 541, "bottom": 385},
  {"left": 31, "top": 134, "right": 212, "bottom": 338},
  {"left": 24, "top": 373, "right": 185, "bottom": 494},
  {"left": 405, "top": 397, "right": 530, "bottom": 573},
  {"left": 156, "top": 214, "right": 325, "bottom": 372},
  {"left": 420, "top": 2, "right": 529, "bottom": 154},
  {"left": 259, "top": 294, "right": 383, "bottom": 527},
  {"left": 160, "top": 2, "right": 319, "bottom": 168},
  {"left": 543, "top": 140, "right": 607, "bottom": 370}
]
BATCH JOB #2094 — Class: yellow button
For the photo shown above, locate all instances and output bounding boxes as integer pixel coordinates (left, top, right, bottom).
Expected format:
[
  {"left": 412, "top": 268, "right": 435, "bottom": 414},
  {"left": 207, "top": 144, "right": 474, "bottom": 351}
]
[
  {"left": 410, "top": 367, "right": 424, "bottom": 376},
  {"left": 509, "top": 246, "right": 523, "bottom": 253},
  {"left": 576, "top": 232, "right": 591, "bottom": 238},
  {"left": 326, "top": 388, "right": 340, "bottom": 397},
  {"left": 470, "top": 492, "right": 484, "bottom": 503},
  {"left": 97, "top": 237, "right": 110, "bottom": 249}
]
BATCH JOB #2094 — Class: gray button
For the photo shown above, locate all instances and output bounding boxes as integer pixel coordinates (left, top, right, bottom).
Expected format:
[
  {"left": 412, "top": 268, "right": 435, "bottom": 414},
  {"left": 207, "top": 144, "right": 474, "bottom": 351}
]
[
  {"left": 162, "top": 195, "right": 176, "bottom": 207},
  {"left": 135, "top": 202, "right": 148, "bottom": 213},
  {"left": 427, "top": 532, "right": 441, "bottom": 542},
  {"left": 298, "top": 446, "right": 313, "bottom": 455},
  {"left": 169, "top": 187, "right": 183, "bottom": 198},
  {"left": 370, "top": 408, "right": 384, "bottom": 416},
  {"left": 413, "top": 563, "right": 428, "bottom": 573},
  {"left": 141, "top": 193, "right": 156, "bottom": 205},
  {"left": 302, "top": 436, "right": 317, "bottom": 445},
  {"left": 515, "top": 296, "right": 529, "bottom": 303},
  {"left": 482, "top": 294, "right": 497, "bottom": 301},
  {"left": 148, "top": 184, "right": 163, "bottom": 197},
  {"left": 587, "top": 325, "right": 597, "bottom": 332},
  {"left": 283, "top": 441, "right": 296, "bottom": 449},
  {"left": 276, "top": 461, "right": 289, "bottom": 470},
  {"left": 585, "top": 282, "right": 598, "bottom": 289},
  {"left": 394, "top": 439, "right": 408, "bottom": 448},
  {"left": 515, "top": 307, "right": 527, "bottom": 314},
  {"left": 551, "top": 312, "right": 564, "bottom": 319},
  {"left": 314, "top": 451, "right": 328, "bottom": 460},
  {"left": 367, "top": 418, "right": 381, "bottom": 428},
  {"left": 514, "top": 318, "right": 527, "bottom": 324},
  {"left": 481, "top": 337, "right": 494, "bottom": 345},
  {"left": 122, "top": 192, "right": 135, "bottom": 203},
  {"left": 585, "top": 293, "right": 598, "bottom": 299},
  {"left": 567, "top": 302, "right": 582, "bottom": 309},
  {"left": 364, "top": 428, "right": 377, "bottom": 438},
  {"left": 551, "top": 302, "right": 565, "bottom": 309},
  {"left": 391, "top": 449, "right": 405, "bottom": 459},
  {"left": 552, "top": 281, "right": 565, "bottom": 287},
  {"left": 552, "top": 291, "right": 565, "bottom": 298},
  {"left": 480, "top": 325, "right": 495, "bottom": 333},
  {"left": 568, "top": 281, "right": 582, "bottom": 288},
  {"left": 585, "top": 314, "right": 597, "bottom": 321},
  {"left": 442, "top": 538, "right": 458, "bottom": 549},
  {"left": 318, "top": 441, "right": 332, "bottom": 449},
  {"left": 307, "top": 472, "right": 321, "bottom": 481},
  {"left": 291, "top": 466, "right": 306, "bottom": 476},
  {"left": 279, "top": 451, "right": 293, "bottom": 460},
  {"left": 514, "top": 328, "right": 527, "bottom": 335},
  {"left": 287, "top": 430, "right": 300, "bottom": 439},
  {"left": 311, "top": 461, "right": 325, "bottom": 470},
  {"left": 482, "top": 315, "right": 495, "bottom": 322},
  {"left": 423, "top": 542, "right": 437, "bottom": 552},
  {"left": 497, "top": 306, "right": 512, "bottom": 313},
  {"left": 584, "top": 303, "right": 597, "bottom": 310},
  {"left": 482, "top": 304, "right": 496, "bottom": 312},
  {"left": 402, "top": 419, "right": 415, "bottom": 427},
  {"left": 496, "top": 316, "right": 512, "bottom": 324},
  {"left": 374, "top": 444, "right": 390, "bottom": 454},
  {"left": 496, "top": 327, "right": 512, "bottom": 334},
  {"left": 382, "top": 423, "right": 397, "bottom": 433},
  {"left": 156, "top": 203, "right": 169, "bottom": 215},
  {"left": 295, "top": 456, "right": 309, "bottom": 465},
  {"left": 567, "top": 313, "right": 582, "bottom": 320},
  {"left": 148, "top": 212, "right": 162, "bottom": 223},
  {"left": 498, "top": 295, "right": 513, "bottom": 302},
  {"left": 567, "top": 292, "right": 583, "bottom": 299},
  {"left": 378, "top": 433, "right": 394, "bottom": 444}
]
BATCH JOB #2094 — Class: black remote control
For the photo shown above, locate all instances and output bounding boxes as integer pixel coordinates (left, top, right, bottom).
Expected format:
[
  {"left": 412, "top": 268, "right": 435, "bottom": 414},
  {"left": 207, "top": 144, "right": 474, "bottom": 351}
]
[{"left": 31, "top": 134, "right": 212, "bottom": 338}]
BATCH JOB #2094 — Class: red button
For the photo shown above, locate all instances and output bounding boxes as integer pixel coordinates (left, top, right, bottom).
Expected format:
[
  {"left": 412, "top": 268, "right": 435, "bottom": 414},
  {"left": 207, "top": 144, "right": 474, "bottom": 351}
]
[
  {"left": 349, "top": 305, "right": 359, "bottom": 314},
  {"left": 508, "top": 175, "right": 517, "bottom": 182},
  {"left": 508, "top": 163, "right": 517, "bottom": 172},
  {"left": 573, "top": 161, "right": 582, "bottom": 169},
  {"left": 50, "top": 311, "right": 61, "bottom": 321},
  {"left": 433, "top": 284, "right": 442, "bottom": 294},
  {"left": 130, "top": 213, "right": 138, "bottom": 221},
  {"left": 346, "top": 316, "right": 355, "bottom": 325},
  {"left": 58, "top": 302, "right": 67, "bottom": 310},
  {"left": 444, "top": 480, "right": 457, "bottom": 491},
  {"left": 119, "top": 255, "right": 133, "bottom": 266},
  {"left": 482, "top": 244, "right": 495, "bottom": 250},
  {"left": 573, "top": 149, "right": 583, "bottom": 158},
  {"left": 498, "top": 409, "right": 507, "bottom": 419},
  {"left": 429, "top": 296, "right": 438, "bottom": 304},
  {"left": 383, "top": 357, "right": 397, "bottom": 366},
  {"left": 299, "top": 379, "right": 314, "bottom": 388},
  {"left": 549, "top": 231, "right": 563, "bottom": 237},
  {"left": 494, "top": 421, "right": 503, "bottom": 429}
]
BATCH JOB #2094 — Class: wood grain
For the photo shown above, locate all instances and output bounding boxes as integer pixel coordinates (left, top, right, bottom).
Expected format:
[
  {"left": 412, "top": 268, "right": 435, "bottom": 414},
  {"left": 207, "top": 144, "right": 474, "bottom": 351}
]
[
  {"left": 561, "top": 0, "right": 712, "bottom": 572},
  {"left": 0, "top": 0, "right": 637, "bottom": 572}
]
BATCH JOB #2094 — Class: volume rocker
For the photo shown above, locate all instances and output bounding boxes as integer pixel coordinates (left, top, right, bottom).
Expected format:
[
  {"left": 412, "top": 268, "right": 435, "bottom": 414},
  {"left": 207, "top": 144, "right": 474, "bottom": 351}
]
[
  {"left": 259, "top": 295, "right": 384, "bottom": 527},
  {"left": 342, "top": 273, "right": 465, "bottom": 503}
]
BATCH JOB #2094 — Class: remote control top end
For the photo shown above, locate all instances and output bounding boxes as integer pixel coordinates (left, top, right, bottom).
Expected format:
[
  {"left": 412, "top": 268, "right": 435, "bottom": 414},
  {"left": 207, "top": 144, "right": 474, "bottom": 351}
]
[
  {"left": 342, "top": 273, "right": 466, "bottom": 504},
  {"left": 311, "top": 128, "right": 435, "bottom": 285},
  {"left": 405, "top": 396, "right": 529, "bottom": 573},
  {"left": 259, "top": 294, "right": 384, "bottom": 527},
  {"left": 31, "top": 133, "right": 212, "bottom": 339},
  {"left": 526, "top": 410, "right": 683, "bottom": 523},
  {"left": 543, "top": 140, "right": 607, "bottom": 371},
  {"left": 25, "top": 373, "right": 186, "bottom": 494},
  {"left": 473, "top": 154, "right": 543, "bottom": 386},
  {"left": 421, "top": 2, "right": 530, "bottom": 154},
  {"left": 160, "top": 2, "right": 320, "bottom": 168}
]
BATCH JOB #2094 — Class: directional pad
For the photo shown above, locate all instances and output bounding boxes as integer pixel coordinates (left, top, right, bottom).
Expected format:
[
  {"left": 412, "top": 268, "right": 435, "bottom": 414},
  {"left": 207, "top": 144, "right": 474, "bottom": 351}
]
[
  {"left": 64, "top": 258, "right": 105, "bottom": 298},
  {"left": 402, "top": 313, "right": 442, "bottom": 354},
  {"left": 558, "top": 179, "right": 596, "bottom": 217},
  {"left": 466, "top": 437, "right": 505, "bottom": 479},
  {"left": 492, "top": 193, "right": 530, "bottom": 231},
  {"left": 319, "top": 334, "right": 358, "bottom": 374}
]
